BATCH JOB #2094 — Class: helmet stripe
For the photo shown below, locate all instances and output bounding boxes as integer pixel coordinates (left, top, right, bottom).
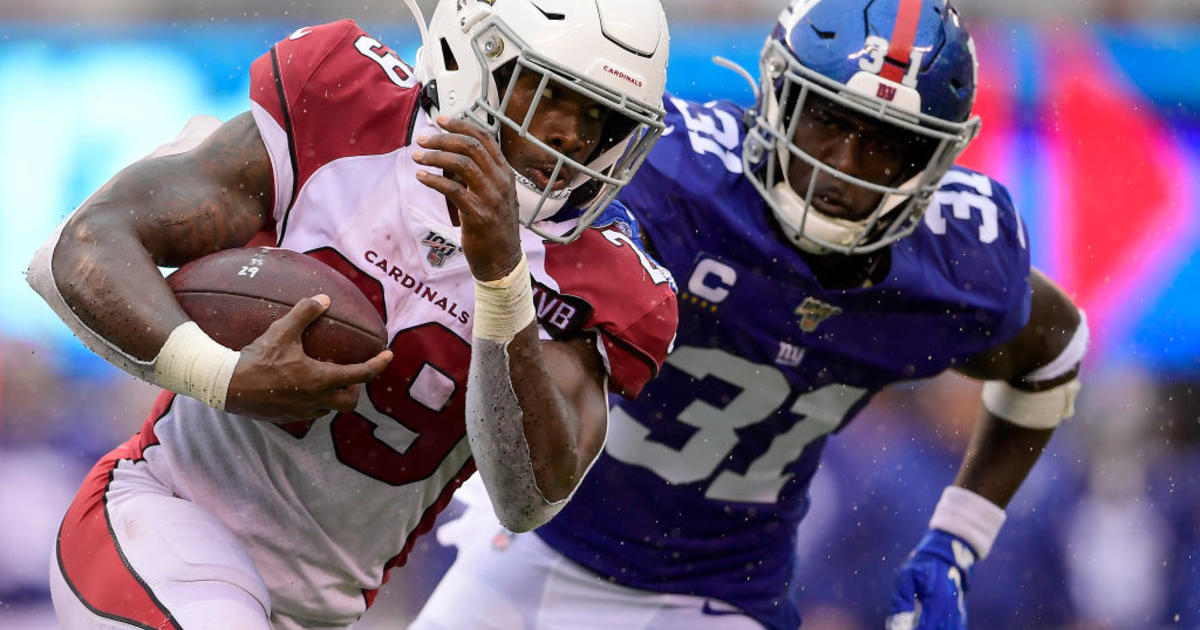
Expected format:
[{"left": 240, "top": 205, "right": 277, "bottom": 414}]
[{"left": 880, "top": 0, "right": 923, "bottom": 82}]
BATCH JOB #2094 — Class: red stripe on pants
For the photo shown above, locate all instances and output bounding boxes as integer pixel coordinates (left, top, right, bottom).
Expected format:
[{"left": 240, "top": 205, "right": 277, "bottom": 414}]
[{"left": 56, "top": 444, "right": 181, "bottom": 630}]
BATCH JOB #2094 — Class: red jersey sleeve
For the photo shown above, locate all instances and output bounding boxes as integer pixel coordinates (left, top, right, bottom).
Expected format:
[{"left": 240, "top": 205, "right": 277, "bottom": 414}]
[
  {"left": 248, "top": 19, "right": 423, "bottom": 223},
  {"left": 540, "top": 226, "right": 679, "bottom": 399}
]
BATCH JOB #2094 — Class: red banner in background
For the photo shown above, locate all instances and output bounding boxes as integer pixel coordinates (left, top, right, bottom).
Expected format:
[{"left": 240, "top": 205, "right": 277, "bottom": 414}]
[{"left": 960, "top": 25, "right": 1196, "bottom": 361}]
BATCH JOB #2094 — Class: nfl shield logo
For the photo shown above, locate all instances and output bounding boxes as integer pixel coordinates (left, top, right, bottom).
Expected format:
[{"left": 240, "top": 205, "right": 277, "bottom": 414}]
[
  {"left": 794, "top": 297, "right": 842, "bottom": 333},
  {"left": 421, "top": 230, "right": 461, "bottom": 267}
]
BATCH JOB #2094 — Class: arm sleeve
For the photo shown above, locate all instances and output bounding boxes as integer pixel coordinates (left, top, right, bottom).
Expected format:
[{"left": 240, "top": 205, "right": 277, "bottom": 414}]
[{"left": 464, "top": 337, "right": 568, "bottom": 532}]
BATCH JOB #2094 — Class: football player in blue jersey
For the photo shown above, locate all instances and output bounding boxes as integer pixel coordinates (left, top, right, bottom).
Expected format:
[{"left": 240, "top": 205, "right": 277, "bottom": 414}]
[{"left": 410, "top": 0, "right": 1087, "bottom": 629}]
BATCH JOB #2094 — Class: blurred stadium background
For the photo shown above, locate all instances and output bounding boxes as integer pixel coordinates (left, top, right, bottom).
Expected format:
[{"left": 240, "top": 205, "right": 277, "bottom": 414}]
[{"left": 2, "top": 0, "right": 1199, "bottom": 628}]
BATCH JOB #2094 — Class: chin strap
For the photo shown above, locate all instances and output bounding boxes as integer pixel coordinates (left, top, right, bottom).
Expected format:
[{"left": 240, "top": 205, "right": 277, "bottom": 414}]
[
  {"left": 768, "top": 168, "right": 921, "bottom": 255},
  {"left": 513, "top": 170, "right": 573, "bottom": 225},
  {"left": 769, "top": 181, "right": 863, "bottom": 253}
]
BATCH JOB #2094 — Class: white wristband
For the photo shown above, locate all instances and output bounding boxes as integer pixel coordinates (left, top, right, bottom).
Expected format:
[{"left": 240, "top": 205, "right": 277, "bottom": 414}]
[
  {"left": 152, "top": 321, "right": 242, "bottom": 410},
  {"left": 472, "top": 253, "right": 536, "bottom": 342},
  {"left": 929, "top": 486, "right": 1006, "bottom": 559}
]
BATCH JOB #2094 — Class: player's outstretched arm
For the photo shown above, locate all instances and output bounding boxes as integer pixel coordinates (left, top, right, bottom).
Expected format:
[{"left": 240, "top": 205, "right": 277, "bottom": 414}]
[
  {"left": 26, "top": 113, "right": 391, "bottom": 420},
  {"left": 414, "top": 116, "right": 609, "bottom": 531},
  {"left": 887, "top": 269, "right": 1086, "bottom": 630},
  {"left": 948, "top": 269, "right": 1085, "bottom": 505}
]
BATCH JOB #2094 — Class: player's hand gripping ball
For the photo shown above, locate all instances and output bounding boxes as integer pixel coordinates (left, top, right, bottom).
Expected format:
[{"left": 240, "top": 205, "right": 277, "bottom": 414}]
[{"left": 886, "top": 530, "right": 977, "bottom": 630}]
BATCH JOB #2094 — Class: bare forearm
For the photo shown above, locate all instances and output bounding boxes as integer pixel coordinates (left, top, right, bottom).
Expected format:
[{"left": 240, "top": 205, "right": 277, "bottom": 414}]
[
  {"left": 47, "top": 115, "right": 270, "bottom": 359},
  {"left": 505, "top": 325, "right": 585, "bottom": 500},
  {"left": 953, "top": 409, "right": 1055, "bottom": 508},
  {"left": 52, "top": 211, "right": 190, "bottom": 360},
  {"left": 953, "top": 270, "right": 1082, "bottom": 507}
]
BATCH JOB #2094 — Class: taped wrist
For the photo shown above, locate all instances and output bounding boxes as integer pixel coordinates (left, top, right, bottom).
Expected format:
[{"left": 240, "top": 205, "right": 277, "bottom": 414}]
[
  {"left": 929, "top": 486, "right": 1006, "bottom": 559},
  {"left": 472, "top": 253, "right": 536, "bottom": 342},
  {"left": 152, "top": 322, "right": 241, "bottom": 410},
  {"left": 465, "top": 336, "right": 565, "bottom": 532}
]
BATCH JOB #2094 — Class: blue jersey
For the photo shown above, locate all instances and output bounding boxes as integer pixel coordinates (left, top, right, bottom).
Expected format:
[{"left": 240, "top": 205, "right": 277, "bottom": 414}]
[{"left": 536, "top": 97, "right": 1032, "bottom": 630}]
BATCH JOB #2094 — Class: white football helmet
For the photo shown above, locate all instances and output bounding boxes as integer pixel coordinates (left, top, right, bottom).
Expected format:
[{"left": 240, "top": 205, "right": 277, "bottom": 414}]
[{"left": 409, "top": 0, "right": 670, "bottom": 243}]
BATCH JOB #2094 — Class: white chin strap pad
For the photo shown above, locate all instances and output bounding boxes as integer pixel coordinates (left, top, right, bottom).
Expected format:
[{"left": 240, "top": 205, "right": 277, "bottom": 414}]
[
  {"left": 769, "top": 181, "right": 862, "bottom": 251},
  {"left": 513, "top": 171, "right": 571, "bottom": 225},
  {"left": 768, "top": 173, "right": 919, "bottom": 254}
]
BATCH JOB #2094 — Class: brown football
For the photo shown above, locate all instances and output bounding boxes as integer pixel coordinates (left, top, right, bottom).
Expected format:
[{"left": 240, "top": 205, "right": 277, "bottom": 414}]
[{"left": 167, "top": 247, "right": 387, "bottom": 364}]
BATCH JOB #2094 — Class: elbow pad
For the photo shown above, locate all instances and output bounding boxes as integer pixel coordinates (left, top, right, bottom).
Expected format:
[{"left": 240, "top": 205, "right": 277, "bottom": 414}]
[{"left": 981, "top": 311, "right": 1088, "bottom": 429}]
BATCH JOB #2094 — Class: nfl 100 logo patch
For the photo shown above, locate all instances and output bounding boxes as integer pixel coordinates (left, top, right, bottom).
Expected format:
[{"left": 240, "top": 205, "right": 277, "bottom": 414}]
[
  {"left": 421, "top": 230, "right": 463, "bottom": 267},
  {"left": 794, "top": 296, "right": 842, "bottom": 333}
]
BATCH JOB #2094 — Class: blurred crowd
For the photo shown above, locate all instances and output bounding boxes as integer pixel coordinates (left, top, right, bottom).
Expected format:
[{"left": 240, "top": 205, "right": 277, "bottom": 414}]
[{"left": 3, "top": 337, "right": 1199, "bottom": 629}]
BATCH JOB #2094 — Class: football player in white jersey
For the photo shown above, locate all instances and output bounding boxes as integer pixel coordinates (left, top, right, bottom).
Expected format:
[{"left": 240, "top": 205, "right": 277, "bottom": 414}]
[{"left": 27, "top": 1, "right": 676, "bottom": 629}]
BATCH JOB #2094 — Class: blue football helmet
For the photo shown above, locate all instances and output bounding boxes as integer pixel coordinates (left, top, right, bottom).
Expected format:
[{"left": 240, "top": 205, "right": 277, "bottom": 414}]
[{"left": 743, "top": 0, "right": 982, "bottom": 255}]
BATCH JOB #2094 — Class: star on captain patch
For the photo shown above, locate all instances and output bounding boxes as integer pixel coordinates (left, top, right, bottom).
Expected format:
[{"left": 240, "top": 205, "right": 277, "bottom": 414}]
[{"left": 794, "top": 296, "right": 842, "bottom": 333}]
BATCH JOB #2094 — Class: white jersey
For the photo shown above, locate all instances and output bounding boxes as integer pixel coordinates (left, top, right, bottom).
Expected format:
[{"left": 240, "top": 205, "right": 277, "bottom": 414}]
[{"left": 56, "top": 19, "right": 677, "bottom": 627}]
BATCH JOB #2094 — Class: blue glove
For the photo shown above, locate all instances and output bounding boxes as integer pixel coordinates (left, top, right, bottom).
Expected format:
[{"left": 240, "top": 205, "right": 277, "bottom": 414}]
[{"left": 885, "top": 529, "right": 978, "bottom": 630}]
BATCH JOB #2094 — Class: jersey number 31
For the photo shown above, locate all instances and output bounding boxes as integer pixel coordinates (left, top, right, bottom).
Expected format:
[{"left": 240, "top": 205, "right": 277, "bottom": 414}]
[{"left": 606, "top": 346, "right": 867, "bottom": 504}]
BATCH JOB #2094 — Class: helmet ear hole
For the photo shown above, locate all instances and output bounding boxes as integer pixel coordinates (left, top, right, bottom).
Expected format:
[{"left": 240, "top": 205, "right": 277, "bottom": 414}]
[
  {"left": 440, "top": 38, "right": 459, "bottom": 71},
  {"left": 566, "top": 179, "right": 603, "bottom": 208},
  {"left": 491, "top": 60, "right": 518, "bottom": 94},
  {"left": 590, "top": 114, "right": 638, "bottom": 162}
]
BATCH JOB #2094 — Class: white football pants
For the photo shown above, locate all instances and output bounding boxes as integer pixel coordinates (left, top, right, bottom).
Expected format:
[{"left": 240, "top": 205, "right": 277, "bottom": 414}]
[
  {"left": 49, "top": 454, "right": 336, "bottom": 630},
  {"left": 409, "top": 479, "right": 764, "bottom": 630}
]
